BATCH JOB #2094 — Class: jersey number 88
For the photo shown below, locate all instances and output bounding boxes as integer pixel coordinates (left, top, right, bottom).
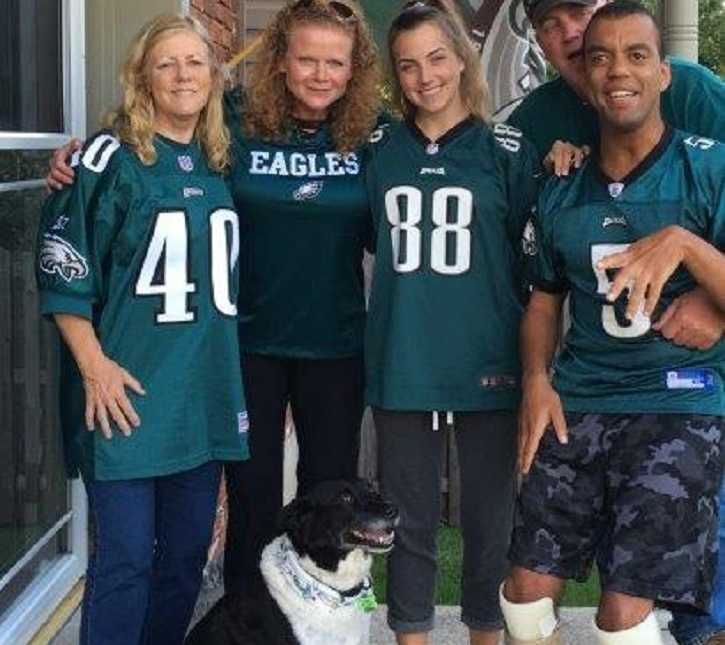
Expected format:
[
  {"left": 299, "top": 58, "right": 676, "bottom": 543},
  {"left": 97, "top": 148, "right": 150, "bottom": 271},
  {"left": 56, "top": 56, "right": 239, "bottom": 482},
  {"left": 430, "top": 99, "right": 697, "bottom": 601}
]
[{"left": 385, "top": 186, "right": 473, "bottom": 275}]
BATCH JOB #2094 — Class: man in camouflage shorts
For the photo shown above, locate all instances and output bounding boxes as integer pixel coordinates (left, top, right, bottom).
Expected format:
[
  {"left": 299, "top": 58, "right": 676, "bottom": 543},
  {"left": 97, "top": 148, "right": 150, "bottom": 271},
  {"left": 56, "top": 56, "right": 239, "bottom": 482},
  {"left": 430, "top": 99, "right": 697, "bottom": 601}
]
[
  {"left": 514, "top": 413, "right": 721, "bottom": 607},
  {"left": 499, "top": 3, "right": 724, "bottom": 645}
]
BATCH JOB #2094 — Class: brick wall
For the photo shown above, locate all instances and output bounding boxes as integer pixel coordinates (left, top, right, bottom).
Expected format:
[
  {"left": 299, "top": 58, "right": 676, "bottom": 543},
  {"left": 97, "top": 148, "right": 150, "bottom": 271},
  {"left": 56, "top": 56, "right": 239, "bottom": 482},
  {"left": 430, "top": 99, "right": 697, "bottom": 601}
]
[{"left": 191, "top": 0, "right": 243, "bottom": 66}]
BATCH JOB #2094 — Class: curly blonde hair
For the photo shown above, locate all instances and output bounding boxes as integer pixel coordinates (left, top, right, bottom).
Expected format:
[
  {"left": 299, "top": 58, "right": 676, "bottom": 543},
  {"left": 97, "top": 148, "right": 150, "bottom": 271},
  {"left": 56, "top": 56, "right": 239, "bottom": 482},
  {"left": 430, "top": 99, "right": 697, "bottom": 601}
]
[
  {"left": 104, "top": 14, "right": 231, "bottom": 172},
  {"left": 388, "top": 0, "right": 490, "bottom": 123},
  {"left": 242, "top": 0, "right": 381, "bottom": 152}
]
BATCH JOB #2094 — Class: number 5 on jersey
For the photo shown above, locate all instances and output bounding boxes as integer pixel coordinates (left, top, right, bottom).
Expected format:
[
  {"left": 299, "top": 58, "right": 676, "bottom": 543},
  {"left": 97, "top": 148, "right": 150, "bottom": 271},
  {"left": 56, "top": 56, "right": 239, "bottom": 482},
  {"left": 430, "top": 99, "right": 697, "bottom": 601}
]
[
  {"left": 591, "top": 243, "right": 650, "bottom": 338},
  {"left": 136, "top": 208, "right": 239, "bottom": 323},
  {"left": 385, "top": 186, "right": 473, "bottom": 275}
]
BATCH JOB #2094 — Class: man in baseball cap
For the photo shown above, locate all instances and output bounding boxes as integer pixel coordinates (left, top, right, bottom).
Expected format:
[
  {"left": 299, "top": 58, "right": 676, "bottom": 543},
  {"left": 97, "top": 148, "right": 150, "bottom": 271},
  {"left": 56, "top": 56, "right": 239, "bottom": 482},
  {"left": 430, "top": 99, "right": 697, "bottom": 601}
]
[
  {"left": 510, "top": 0, "right": 723, "bottom": 162},
  {"left": 523, "top": 0, "right": 598, "bottom": 26}
]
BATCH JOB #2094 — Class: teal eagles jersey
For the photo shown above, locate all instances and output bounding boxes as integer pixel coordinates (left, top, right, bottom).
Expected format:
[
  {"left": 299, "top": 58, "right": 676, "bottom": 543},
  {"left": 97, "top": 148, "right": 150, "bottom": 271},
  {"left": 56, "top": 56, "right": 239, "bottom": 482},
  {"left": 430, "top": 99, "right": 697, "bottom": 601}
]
[
  {"left": 224, "top": 92, "right": 373, "bottom": 358},
  {"left": 509, "top": 58, "right": 725, "bottom": 161},
  {"left": 365, "top": 118, "right": 540, "bottom": 411},
  {"left": 533, "top": 128, "right": 725, "bottom": 414},
  {"left": 37, "top": 131, "right": 249, "bottom": 480}
]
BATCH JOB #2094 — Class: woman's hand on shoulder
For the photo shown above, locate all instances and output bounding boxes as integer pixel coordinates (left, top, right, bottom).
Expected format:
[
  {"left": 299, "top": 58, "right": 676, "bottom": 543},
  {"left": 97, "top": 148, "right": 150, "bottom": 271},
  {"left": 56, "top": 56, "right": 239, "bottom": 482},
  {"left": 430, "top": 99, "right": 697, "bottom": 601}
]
[
  {"left": 81, "top": 353, "right": 145, "bottom": 439},
  {"left": 543, "top": 140, "right": 590, "bottom": 177},
  {"left": 46, "top": 138, "right": 83, "bottom": 191}
]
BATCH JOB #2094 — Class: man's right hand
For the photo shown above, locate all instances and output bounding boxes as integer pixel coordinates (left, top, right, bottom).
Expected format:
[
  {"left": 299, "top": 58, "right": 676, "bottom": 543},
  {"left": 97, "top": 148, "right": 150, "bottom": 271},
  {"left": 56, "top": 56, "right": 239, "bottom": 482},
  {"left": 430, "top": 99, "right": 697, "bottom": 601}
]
[
  {"left": 655, "top": 288, "right": 724, "bottom": 350},
  {"left": 518, "top": 373, "right": 568, "bottom": 475},
  {"left": 46, "top": 138, "right": 82, "bottom": 191}
]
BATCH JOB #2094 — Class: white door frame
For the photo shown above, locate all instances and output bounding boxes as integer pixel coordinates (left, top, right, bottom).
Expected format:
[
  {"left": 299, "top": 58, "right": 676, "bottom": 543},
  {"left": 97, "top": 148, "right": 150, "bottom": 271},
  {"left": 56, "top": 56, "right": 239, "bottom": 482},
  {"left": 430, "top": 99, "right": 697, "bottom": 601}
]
[{"left": 0, "top": 0, "right": 88, "bottom": 642}]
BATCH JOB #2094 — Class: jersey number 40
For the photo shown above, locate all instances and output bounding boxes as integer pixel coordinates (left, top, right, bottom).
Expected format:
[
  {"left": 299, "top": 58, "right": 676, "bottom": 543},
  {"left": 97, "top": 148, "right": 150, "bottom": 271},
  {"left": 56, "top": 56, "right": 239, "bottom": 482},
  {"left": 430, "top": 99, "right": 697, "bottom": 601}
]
[
  {"left": 385, "top": 186, "right": 472, "bottom": 275},
  {"left": 135, "top": 209, "right": 239, "bottom": 324}
]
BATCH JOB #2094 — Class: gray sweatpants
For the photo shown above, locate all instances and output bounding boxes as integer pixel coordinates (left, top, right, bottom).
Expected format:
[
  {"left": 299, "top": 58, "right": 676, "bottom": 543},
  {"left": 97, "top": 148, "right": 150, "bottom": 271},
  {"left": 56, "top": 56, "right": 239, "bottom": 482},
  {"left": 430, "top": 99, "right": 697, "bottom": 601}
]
[{"left": 373, "top": 408, "right": 517, "bottom": 634}]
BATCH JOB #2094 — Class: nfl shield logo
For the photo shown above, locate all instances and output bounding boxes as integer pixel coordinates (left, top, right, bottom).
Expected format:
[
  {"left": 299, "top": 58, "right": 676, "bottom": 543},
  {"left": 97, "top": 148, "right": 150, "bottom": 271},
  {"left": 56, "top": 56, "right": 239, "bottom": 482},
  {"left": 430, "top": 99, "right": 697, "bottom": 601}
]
[
  {"left": 177, "top": 155, "right": 194, "bottom": 172},
  {"left": 608, "top": 182, "right": 624, "bottom": 198}
]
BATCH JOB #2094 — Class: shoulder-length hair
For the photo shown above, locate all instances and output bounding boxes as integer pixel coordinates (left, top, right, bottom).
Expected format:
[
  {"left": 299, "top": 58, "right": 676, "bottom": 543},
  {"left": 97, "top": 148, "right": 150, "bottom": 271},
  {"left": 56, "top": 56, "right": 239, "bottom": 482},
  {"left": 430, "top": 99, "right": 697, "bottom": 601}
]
[
  {"left": 104, "top": 14, "right": 231, "bottom": 172},
  {"left": 387, "top": 0, "right": 490, "bottom": 122},
  {"left": 242, "top": 0, "right": 381, "bottom": 152}
]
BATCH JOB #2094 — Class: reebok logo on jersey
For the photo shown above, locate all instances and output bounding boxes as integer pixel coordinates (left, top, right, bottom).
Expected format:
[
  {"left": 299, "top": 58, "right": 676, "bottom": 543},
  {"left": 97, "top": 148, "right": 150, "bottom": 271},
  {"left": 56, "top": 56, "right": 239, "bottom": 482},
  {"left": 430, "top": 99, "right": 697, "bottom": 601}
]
[
  {"left": 51, "top": 214, "right": 70, "bottom": 231},
  {"left": 666, "top": 369, "right": 715, "bottom": 391},
  {"left": 293, "top": 180, "right": 324, "bottom": 201},
  {"left": 420, "top": 167, "right": 446, "bottom": 176},
  {"left": 480, "top": 375, "right": 517, "bottom": 389},
  {"left": 603, "top": 215, "right": 628, "bottom": 228},
  {"left": 183, "top": 187, "right": 205, "bottom": 199},
  {"left": 39, "top": 234, "right": 89, "bottom": 283}
]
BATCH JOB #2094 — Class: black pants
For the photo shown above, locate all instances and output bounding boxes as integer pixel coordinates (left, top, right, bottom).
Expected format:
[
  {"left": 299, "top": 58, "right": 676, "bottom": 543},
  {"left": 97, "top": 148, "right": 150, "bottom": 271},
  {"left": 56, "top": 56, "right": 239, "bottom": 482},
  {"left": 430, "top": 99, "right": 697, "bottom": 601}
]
[
  {"left": 224, "top": 352, "right": 364, "bottom": 593},
  {"left": 374, "top": 409, "right": 517, "bottom": 633}
]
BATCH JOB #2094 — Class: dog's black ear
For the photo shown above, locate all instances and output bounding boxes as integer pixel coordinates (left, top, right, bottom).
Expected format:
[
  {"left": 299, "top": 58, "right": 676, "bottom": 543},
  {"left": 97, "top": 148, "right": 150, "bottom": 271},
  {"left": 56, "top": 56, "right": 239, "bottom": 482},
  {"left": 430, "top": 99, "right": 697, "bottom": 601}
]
[{"left": 277, "top": 498, "right": 313, "bottom": 537}]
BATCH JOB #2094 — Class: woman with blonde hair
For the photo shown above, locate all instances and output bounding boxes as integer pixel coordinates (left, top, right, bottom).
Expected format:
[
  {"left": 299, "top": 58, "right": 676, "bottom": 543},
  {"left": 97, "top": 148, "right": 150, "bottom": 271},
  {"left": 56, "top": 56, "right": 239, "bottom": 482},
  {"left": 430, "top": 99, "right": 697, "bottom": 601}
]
[
  {"left": 37, "top": 14, "right": 247, "bottom": 644},
  {"left": 365, "top": 1, "right": 540, "bottom": 643},
  {"left": 47, "top": 0, "right": 383, "bottom": 600}
]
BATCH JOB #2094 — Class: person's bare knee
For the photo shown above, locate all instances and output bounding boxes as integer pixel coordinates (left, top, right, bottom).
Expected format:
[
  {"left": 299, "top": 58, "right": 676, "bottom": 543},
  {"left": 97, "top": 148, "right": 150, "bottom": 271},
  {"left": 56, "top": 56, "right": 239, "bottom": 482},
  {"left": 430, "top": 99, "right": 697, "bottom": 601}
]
[
  {"left": 596, "top": 591, "right": 654, "bottom": 632},
  {"left": 396, "top": 632, "right": 428, "bottom": 645},
  {"left": 503, "top": 567, "right": 565, "bottom": 604},
  {"left": 469, "top": 627, "right": 501, "bottom": 645}
]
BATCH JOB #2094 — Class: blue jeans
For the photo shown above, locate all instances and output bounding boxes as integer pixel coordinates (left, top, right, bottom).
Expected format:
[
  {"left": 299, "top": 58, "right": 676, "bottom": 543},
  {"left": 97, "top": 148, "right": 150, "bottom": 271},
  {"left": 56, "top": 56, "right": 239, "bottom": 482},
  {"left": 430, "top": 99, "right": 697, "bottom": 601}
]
[
  {"left": 670, "top": 478, "right": 725, "bottom": 645},
  {"left": 80, "top": 461, "right": 222, "bottom": 645}
]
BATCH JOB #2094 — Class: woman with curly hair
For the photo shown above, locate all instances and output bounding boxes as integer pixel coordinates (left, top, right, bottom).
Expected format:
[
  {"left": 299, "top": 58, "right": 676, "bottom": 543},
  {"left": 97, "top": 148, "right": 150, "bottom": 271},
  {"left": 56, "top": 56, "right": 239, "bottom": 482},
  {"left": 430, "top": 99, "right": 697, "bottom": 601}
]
[
  {"left": 47, "top": 0, "right": 381, "bottom": 599},
  {"left": 221, "top": 0, "right": 381, "bottom": 595},
  {"left": 38, "top": 14, "right": 247, "bottom": 645}
]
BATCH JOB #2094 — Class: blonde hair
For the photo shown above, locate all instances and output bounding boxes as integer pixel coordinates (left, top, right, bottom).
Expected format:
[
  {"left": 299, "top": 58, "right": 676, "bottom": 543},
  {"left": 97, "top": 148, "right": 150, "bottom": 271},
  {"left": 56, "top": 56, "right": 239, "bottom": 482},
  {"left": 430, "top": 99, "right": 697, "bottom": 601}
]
[
  {"left": 242, "top": 0, "right": 381, "bottom": 152},
  {"left": 388, "top": 0, "right": 490, "bottom": 122},
  {"left": 104, "top": 14, "right": 230, "bottom": 172}
]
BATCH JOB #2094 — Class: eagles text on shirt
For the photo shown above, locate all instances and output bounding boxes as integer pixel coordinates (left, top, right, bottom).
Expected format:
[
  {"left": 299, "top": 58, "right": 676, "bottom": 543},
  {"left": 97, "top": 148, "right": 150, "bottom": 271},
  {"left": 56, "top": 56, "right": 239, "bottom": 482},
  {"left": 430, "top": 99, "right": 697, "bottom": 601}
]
[{"left": 249, "top": 151, "right": 360, "bottom": 177}]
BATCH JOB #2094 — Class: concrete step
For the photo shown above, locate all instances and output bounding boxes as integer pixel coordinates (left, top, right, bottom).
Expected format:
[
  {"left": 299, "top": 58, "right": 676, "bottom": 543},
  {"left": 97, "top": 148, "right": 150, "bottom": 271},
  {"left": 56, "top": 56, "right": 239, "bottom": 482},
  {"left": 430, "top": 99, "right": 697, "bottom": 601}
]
[
  {"left": 369, "top": 606, "right": 676, "bottom": 644},
  {"left": 51, "top": 602, "right": 676, "bottom": 645}
]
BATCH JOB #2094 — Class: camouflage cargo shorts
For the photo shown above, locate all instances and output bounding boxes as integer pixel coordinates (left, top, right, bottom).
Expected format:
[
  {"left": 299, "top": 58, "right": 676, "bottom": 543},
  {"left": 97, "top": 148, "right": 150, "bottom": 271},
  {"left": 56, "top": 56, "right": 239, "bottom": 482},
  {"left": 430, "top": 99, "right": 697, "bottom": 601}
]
[{"left": 510, "top": 413, "right": 723, "bottom": 611}]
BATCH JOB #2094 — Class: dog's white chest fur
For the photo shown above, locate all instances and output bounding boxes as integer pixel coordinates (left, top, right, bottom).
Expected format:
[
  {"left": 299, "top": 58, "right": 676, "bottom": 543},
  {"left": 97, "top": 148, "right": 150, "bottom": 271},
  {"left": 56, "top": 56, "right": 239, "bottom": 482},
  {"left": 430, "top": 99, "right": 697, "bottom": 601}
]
[{"left": 260, "top": 536, "right": 373, "bottom": 645}]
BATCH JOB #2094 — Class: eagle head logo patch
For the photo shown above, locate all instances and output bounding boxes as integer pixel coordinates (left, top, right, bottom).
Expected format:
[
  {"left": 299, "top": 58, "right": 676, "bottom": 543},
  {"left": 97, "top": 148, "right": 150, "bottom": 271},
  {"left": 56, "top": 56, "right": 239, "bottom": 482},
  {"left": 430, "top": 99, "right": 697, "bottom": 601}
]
[
  {"left": 521, "top": 218, "right": 537, "bottom": 256},
  {"left": 39, "top": 234, "right": 89, "bottom": 283},
  {"left": 293, "top": 180, "right": 324, "bottom": 202}
]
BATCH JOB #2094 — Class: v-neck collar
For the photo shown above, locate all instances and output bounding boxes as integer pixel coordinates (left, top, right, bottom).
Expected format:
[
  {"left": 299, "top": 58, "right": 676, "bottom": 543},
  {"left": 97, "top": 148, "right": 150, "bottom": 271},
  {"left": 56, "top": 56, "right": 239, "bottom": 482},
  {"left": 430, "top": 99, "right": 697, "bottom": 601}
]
[
  {"left": 406, "top": 115, "right": 478, "bottom": 155},
  {"left": 594, "top": 125, "right": 673, "bottom": 193}
]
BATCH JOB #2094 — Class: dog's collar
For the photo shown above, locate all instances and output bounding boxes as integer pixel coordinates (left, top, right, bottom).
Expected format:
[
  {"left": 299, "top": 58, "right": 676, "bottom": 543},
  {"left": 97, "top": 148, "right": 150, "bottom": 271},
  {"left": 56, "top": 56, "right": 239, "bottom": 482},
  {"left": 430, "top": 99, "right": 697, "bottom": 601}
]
[{"left": 263, "top": 535, "right": 377, "bottom": 613}]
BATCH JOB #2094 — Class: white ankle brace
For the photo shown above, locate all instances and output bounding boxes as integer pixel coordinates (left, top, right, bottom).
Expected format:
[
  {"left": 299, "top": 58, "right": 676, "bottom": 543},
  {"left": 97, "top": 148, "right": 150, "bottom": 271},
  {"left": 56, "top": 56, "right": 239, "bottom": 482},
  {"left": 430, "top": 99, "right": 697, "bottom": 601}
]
[
  {"left": 499, "top": 584, "right": 558, "bottom": 641},
  {"left": 594, "top": 612, "right": 664, "bottom": 645}
]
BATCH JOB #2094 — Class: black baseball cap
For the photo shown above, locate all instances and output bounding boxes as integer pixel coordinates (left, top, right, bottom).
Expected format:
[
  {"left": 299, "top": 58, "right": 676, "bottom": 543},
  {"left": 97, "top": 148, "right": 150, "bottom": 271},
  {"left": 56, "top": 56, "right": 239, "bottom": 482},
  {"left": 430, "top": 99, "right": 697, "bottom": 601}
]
[{"left": 524, "top": 0, "right": 599, "bottom": 26}]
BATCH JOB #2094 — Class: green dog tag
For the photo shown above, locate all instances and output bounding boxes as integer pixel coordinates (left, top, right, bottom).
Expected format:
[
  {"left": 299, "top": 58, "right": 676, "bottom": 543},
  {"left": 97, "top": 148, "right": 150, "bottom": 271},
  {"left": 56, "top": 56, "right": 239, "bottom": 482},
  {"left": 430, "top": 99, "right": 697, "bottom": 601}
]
[{"left": 357, "top": 590, "right": 378, "bottom": 613}]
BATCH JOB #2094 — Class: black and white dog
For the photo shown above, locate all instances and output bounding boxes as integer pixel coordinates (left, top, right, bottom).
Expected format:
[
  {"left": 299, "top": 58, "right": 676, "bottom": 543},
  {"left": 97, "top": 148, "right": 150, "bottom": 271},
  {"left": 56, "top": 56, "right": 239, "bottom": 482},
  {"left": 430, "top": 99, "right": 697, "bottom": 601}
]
[{"left": 185, "top": 479, "right": 399, "bottom": 645}]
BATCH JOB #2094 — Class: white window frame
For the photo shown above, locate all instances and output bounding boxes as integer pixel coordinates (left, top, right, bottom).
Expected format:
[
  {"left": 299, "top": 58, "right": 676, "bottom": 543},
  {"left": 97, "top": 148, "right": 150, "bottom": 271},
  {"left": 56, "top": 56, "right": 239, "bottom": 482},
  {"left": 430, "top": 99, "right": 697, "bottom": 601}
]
[
  {"left": 0, "top": 1, "right": 88, "bottom": 642},
  {"left": 0, "top": 0, "right": 86, "bottom": 150},
  {"left": 0, "top": 484, "right": 87, "bottom": 645}
]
